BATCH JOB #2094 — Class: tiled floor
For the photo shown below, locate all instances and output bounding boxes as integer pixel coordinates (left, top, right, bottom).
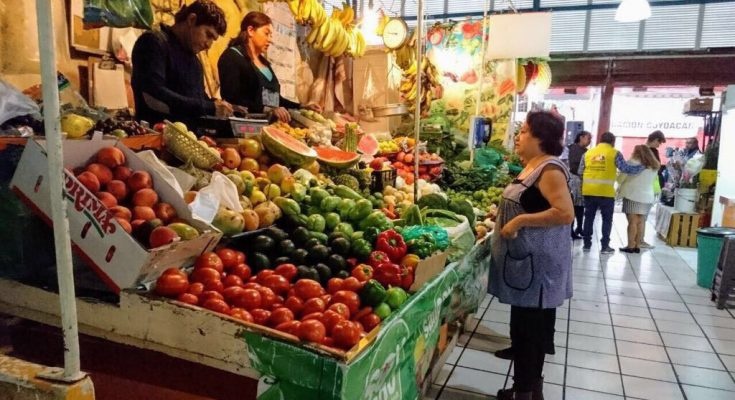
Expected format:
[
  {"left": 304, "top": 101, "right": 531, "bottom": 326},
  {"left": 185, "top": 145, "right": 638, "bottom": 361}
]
[{"left": 425, "top": 208, "right": 735, "bottom": 400}]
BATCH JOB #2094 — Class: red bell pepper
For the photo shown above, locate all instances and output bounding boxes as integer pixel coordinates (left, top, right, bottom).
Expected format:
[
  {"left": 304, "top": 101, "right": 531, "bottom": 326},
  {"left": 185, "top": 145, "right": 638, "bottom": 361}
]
[
  {"left": 375, "top": 230, "right": 407, "bottom": 263},
  {"left": 400, "top": 264, "right": 414, "bottom": 290},
  {"left": 373, "top": 263, "right": 402, "bottom": 288},
  {"left": 367, "top": 251, "right": 390, "bottom": 269},
  {"left": 351, "top": 264, "right": 374, "bottom": 282}
]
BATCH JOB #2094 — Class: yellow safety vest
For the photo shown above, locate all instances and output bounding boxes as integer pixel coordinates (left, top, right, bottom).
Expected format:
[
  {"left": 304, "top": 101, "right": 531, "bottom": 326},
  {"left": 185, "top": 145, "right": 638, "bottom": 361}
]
[{"left": 582, "top": 143, "right": 618, "bottom": 197}]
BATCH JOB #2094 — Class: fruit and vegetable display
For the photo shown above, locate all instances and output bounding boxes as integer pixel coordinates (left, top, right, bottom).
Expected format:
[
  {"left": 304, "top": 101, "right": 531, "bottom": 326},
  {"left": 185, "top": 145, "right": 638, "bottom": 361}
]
[{"left": 72, "top": 146, "right": 203, "bottom": 249}]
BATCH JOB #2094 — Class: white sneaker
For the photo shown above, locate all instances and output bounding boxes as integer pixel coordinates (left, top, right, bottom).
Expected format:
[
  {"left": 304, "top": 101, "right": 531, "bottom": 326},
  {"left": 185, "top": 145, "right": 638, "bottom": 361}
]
[{"left": 640, "top": 241, "right": 654, "bottom": 249}]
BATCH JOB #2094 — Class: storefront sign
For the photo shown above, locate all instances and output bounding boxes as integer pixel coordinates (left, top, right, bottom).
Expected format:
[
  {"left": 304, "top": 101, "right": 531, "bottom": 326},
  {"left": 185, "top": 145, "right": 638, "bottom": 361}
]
[{"left": 610, "top": 96, "right": 704, "bottom": 138}]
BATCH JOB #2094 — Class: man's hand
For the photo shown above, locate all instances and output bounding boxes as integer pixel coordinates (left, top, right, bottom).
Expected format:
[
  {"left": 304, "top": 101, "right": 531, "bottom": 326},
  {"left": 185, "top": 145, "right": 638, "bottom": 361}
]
[
  {"left": 272, "top": 107, "right": 291, "bottom": 123},
  {"left": 214, "top": 99, "right": 234, "bottom": 118}
]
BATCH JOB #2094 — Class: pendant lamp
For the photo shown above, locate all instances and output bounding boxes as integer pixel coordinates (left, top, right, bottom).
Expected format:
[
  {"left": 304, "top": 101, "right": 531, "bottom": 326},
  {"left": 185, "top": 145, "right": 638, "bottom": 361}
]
[{"left": 615, "top": 0, "right": 652, "bottom": 23}]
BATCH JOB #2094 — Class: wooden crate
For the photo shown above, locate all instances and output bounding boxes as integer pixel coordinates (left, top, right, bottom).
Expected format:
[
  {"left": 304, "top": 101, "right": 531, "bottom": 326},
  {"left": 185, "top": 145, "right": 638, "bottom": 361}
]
[{"left": 666, "top": 213, "right": 700, "bottom": 247}]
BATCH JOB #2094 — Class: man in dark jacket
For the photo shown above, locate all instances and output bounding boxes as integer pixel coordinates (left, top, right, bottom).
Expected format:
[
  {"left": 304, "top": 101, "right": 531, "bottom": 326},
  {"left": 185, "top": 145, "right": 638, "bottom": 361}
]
[{"left": 131, "top": 0, "right": 235, "bottom": 127}]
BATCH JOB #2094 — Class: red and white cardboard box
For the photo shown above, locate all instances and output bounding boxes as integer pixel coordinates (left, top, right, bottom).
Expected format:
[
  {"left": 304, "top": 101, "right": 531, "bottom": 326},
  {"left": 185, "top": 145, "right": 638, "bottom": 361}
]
[{"left": 10, "top": 134, "right": 222, "bottom": 293}]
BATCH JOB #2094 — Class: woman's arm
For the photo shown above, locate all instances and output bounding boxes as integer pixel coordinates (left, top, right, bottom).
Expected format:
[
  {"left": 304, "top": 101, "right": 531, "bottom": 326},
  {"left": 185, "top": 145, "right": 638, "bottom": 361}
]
[{"left": 501, "top": 165, "right": 574, "bottom": 238}]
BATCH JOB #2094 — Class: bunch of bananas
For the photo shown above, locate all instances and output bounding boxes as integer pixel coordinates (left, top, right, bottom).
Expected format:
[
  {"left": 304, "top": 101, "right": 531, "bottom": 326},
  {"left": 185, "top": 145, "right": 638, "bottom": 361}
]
[
  {"left": 303, "top": 3, "right": 365, "bottom": 58},
  {"left": 399, "top": 58, "right": 442, "bottom": 116},
  {"left": 285, "top": 0, "right": 327, "bottom": 26}
]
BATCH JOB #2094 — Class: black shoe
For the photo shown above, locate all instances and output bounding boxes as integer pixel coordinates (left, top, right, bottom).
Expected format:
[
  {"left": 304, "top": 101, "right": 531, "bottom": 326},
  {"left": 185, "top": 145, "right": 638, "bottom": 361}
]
[
  {"left": 497, "top": 388, "right": 532, "bottom": 400},
  {"left": 495, "top": 346, "right": 514, "bottom": 360},
  {"left": 583, "top": 244, "right": 592, "bottom": 252},
  {"left": 619, "top": 247, "right": 640, "bottom": 254},
  {"left": 600, "top": 246, "right": 615, "bottom": 254},
  {"left": 571, "top": 233, "right": 582, "bottom": 240}
]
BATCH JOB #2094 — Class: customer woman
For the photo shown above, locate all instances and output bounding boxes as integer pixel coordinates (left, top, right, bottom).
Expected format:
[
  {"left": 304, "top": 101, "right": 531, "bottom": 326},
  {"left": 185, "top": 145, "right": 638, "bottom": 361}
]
[
  {"left": 488, "top": 111, "right": 574, "bottom": 400},
  {"left": 618, "top": 145, "right": 660, "bottom": 253},
  {"left": 218, "top": 12, "right": 320, "bottom": 122},
  {"left": 567, "top": 131, "right": 591, "bottom": 239}
]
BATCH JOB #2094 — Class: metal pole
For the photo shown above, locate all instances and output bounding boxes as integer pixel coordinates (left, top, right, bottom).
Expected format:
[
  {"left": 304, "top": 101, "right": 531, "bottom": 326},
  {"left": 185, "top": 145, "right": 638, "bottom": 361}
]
[
  {"left": 413, "top": 0, "right": 424, "bottom": 201},
  {"left": 471, "top": 0, "right": 491, "bottom": 163},
  {"left": 35, "top": 0, "right": 83, "bottom": 381}
]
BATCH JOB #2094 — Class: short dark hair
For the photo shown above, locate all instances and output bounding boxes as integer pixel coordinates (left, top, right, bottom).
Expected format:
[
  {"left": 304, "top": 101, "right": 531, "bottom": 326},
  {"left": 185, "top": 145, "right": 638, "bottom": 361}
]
[
  {"left": 647, "top": 130, "right": 666, "bottom": 143},
  {"left": 526, "top": 111, "right": 564, "bottom": 156},
  {"left": 600, "top": 131, "right": 616, "bottom": 145},
  {"left": 574, "top": 130, "right": 591, "bottom": 144},
  {"left": 174, "top": 0, "right": 227, "bottom": 35}
]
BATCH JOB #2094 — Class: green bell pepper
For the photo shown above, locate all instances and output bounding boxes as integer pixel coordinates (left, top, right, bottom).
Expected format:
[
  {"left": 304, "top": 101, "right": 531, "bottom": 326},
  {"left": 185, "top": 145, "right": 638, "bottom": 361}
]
[{"left": 360, "top": 279, "right": 387, "bottom": 307}]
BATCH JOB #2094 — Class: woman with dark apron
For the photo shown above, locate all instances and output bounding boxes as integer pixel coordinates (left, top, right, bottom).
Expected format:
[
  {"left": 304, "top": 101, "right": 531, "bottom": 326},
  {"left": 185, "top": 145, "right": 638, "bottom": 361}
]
[{"left": 218, "top": 12, "right": 320, "bottom": 122}]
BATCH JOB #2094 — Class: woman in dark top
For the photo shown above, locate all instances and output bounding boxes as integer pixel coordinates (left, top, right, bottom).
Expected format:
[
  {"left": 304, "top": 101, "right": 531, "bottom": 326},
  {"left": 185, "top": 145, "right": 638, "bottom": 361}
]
[
  {"left": 566, "top": 131, "right": 591, "bottom": 239},
  {"left": 218, "top": 12, "right": 320, "bottom": 122},
  {"left": 488, "top": 111, "right": 574, "bottom": 400}
]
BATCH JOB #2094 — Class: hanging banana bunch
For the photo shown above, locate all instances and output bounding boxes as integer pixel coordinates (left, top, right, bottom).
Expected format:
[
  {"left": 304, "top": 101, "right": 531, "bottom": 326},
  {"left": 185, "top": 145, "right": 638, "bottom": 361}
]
[
  {"left": 399, "top": 57, "right": 443, "bottom": 117},
  {"left": 301, "top": 1, "right": 365, "bottom": 58}
]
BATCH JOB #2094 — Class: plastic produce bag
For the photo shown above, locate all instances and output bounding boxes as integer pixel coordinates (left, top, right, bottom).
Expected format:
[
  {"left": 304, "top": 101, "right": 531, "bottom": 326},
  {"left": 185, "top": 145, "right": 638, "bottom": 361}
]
[
  {"left": 189, "top": 172, "right": 243, "bottom": 223},
  {"left": 357, "top": 66, "right": 382, "bottom": 122},
  {"left": 0, "top": 80, "right": 40, "bottom": 126},
  {"left": 83, "top": 0, "right": 153, "bottom": 29},
  {"left": 400, "top": 225, "right": 449, "bottom": 251},
  {"left": 473, "top": 147, "right": 503, "bottom": 169}
]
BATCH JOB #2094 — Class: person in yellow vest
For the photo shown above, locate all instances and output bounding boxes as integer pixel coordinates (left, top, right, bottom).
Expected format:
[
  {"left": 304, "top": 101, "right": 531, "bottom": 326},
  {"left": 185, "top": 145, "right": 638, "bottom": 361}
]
[{"left": 579, "top": 132, "right": 645, "bottom": 253}]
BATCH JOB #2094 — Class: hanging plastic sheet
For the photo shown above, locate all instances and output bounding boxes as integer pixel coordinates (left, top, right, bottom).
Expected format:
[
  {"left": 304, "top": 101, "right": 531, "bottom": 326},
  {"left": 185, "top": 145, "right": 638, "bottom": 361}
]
[{"left": 83, "top": 0, "right": 153, "bottom": 29}]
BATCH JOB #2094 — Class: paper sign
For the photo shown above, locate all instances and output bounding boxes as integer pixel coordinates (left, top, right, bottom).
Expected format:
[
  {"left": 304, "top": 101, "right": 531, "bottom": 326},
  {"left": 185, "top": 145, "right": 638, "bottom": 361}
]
[
  {"left": 93, "top": 63, "right": 128, "bottom": 109},
  {"left": 486, "top": 12, "right": 551, "bottom": 59}
]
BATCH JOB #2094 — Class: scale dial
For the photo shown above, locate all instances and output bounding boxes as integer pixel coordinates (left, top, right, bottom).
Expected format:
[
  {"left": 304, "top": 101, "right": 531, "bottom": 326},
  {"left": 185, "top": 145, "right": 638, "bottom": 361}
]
[{"left": 383, "top": 18, "right": 409, "bottom": 50}]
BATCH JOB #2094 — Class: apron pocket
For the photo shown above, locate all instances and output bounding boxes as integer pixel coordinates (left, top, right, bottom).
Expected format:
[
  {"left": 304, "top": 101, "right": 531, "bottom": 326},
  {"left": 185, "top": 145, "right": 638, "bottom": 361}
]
[{"left": 503, "top": 251, "right": 534, "bottom": 291}]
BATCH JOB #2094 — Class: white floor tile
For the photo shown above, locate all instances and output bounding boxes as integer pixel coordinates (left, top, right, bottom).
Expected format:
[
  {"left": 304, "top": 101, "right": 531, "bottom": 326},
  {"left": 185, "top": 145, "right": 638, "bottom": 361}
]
[
  {"left": 613, "top": 326, "right": 664, "bottom": 346},
  {"left": 688, "top": 304, "right": 735, "bottom": 318},
  {"left": 569, "top": 299, "right": 608, "bottom": 312},
  {"left": 489, "top": 301, "right": 511, "bottom": 312},
  {"left": 456, "top": 347, "right": 511, "bottom": 375},
  {"left": 694, "top": 314, "right": 735, "bottom": 329},
  {"left": 609, "top": 304, "right": 650, "bottom": 318},
  {"left": 545, "top": 346, "right": 567, "bottom": 365},
  {"left": 542, "top": 362, "right": 565, "bottom": 385},
  {"left": 661, "top": 332, "right": 714, "bottom": 352},
  {"left": 570, "top": 309, "right": 613, "bottom": 325},
  {"left": 444, "top": 366, "right": 508, "bottom": 396},
  {"left": 673, "top": 364, "right": 735, "bottom": 391},
  {"left": 567, "top": 349, "right": 620, "bottom": 373},
  {"left": 616, "top": 341, "right": 669, "bottom": 362},
  {"left": 682, "top": 385, "right": 735, "bottom": 400},
  {"left": 482, "top": 309, "right": 510, "bottom": 323},
  {"left": 543, "top": 382, "right": 564, "bottom": 400},
  {"left": 607, "top": 294, "right": 648, "bottom": 307},
  {"left": 475, "top": 320, "right": 510, "bottom": 338},
  {"left": 567, "top": 333, "right": 617, "bottom": 355},
  {"left": 710, "top": 339, "right": 735, "bottom": 356},
  {"left": 721, "top": 354, "right": 735, "bottom": 372},
  {"left": 619, "top": 356, "right": 677, "bottom": 382},
  {"left": 572, "top": 290, "right": 609, "bottom": 302},
  {"left": 668, "top": 347, "right": 726, "bottom": 370},
  {"left": 611, "top": 314, "right": 657, "bottom": 331},
  {"left": 622, "top": 375, "right": 685, "bottom": 400},
  {"left": 569, "top": 321, "right": 615, "bottom": 339},
  {"left": 650, "top": 308, "right": 695, "bottom": 323},
  {"left": 564, "top": 387, "right": 624, "bottom": 400},
  {"left": 645, "top": 298, "right": 688, "bottom": 312},
  {"left": 655, "top": 319, "right": 705, "bottom": 337},
  {"left": 434, "top": 363, "right": 453, "bottom": 386},
  {"left": 564, "top": 366, "right": 624, "bottom": 395},
  {"left": 446, "top": 346, "right": 463, "bottom": 365},
  {"left": 680, "top": 294, "right": 716, "bottom": 306}
]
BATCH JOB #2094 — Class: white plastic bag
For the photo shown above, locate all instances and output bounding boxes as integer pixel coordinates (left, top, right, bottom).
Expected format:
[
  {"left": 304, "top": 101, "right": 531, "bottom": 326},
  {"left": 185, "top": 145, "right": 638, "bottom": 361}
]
[
  {"left": 189, "top": 172, "right": 243, "bottom": 223},
  {"left": 0, "top": 80, "right": 40, "bottom": 125}
]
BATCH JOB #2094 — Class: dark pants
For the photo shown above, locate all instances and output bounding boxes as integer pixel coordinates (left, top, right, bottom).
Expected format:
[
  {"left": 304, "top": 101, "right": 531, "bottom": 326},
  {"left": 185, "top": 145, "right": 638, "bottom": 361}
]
[
  {"left": 572, "top": 206, "right": 584, "bottom": 234},
  {"left": 510, "top": 306, "right": 556, "bottom": 391},
  {"left": 583, "top": 196, "right": 615, "bottom": 248}
]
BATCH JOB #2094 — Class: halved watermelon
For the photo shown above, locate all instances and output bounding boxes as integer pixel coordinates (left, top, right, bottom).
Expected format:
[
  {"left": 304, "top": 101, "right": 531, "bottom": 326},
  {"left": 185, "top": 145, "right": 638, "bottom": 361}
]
[
  {"left": 314, "top": 147, "right": 360, "bottom": 169},
  {"left": 261, "top": 126, "right": 317, "bottom": 167},
  {"left": 357, "top": 134, "right": 379, "bottom": 156}
]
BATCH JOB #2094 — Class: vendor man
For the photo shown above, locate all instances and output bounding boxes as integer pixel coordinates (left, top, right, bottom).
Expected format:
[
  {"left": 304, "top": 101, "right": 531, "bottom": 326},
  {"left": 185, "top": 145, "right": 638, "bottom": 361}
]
[{"left": 131, "top": 0, "right": 235, "bottom": 126}]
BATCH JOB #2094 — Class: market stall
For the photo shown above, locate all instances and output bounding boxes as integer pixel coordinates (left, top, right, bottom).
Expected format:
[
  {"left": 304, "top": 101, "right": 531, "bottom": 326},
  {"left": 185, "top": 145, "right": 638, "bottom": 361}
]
[{"left": 0, "top": 1, "right": 547, "bottom": 398}]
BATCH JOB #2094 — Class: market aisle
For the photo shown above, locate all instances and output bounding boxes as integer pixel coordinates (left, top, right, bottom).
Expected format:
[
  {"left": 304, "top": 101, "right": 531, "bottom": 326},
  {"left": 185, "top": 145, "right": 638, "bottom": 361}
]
[{"left": 426, "top": 209, "right": 735, "bottom": 400}]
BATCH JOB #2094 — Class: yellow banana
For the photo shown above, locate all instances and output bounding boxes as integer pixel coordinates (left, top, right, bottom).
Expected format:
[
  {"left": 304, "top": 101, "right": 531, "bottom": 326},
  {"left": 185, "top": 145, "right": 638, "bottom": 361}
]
[
  {"left": 355, "top": 31, "right": 366, "bottom": 56},
  {"left": 299, "top": 0, "right": 312, "bottom": 24},
  {"left": 315, "top": 18, "right": 331, "bottom": 45},
  {"left": 306, "top": 23, "right": 320, "bottom": 45},
  {"left": 321, "top": 20, "right": 339, "bottom": 51},
  {"left": 287, "top": 0, "right": 299, "bottom": 16}
]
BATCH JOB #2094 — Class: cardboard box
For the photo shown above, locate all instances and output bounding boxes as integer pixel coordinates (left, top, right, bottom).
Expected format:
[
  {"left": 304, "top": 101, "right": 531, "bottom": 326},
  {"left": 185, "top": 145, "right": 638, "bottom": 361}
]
[
  {"left": 684, "top": 98, "right": 713, "bottom": 113},
  {"left": 10, "top": 135, "right": 221, "bottom": 293},
  {"left": 409, "top": 251, "right": 449, "bottom": 293}
]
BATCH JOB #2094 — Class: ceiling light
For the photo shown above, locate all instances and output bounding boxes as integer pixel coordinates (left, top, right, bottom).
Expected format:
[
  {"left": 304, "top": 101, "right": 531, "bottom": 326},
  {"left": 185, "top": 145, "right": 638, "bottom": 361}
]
[{"left": 615, "top": 0, "right": 651, "bottom": 23}]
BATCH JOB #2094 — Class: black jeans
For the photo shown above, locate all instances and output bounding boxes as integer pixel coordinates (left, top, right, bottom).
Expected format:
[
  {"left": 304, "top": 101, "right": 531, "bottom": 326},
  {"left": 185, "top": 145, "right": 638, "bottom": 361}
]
[
  {"left": 583, "top": 196, "right": 615, "bottom": 248},
  {"left": 510, "top": 306, "right": 556, "bottom": 392},
  {"left": 571, "top": 205, "right": 584, "bottom": 234}
]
